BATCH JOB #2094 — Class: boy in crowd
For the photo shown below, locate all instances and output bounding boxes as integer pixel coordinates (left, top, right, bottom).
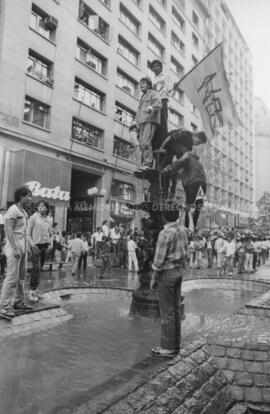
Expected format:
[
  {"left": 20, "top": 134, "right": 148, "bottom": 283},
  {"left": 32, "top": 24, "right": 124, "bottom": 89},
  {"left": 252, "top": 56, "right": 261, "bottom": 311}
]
[
  {"left": 70, "top": 233, "right": 84, "bottom": 275},
  {"left": 99, "top": 236, "right": 112, "bottom": 279}
]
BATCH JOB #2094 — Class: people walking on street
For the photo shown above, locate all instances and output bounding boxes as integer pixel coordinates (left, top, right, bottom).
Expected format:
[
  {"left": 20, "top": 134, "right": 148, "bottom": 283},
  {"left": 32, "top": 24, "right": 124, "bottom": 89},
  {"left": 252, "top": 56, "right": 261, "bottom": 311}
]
[
  {"left": 0, "top": 186, "right": 33, "bottom": 318},
  {"left": 194, "top": 235, "right": 205, "bottom": 269},
  {"left": 236, "top": 237, "right": 246, "bottom": 274},
  {"left": 127, "top": 235, "right": 139, "bottom": 272},
  {"left": 206, "top": 235, "right": 214, "bottom": 268},
  {"left": 244, "top": 236, "right": 255, "bottom": 273},
  {"left": 214, "top": 233, "right": 225, "bottom": 269},
  {"left": 99, "top": 236, "right": 112, "bottom": 279},
  {"left": 92, "top": 227, "right": 103, "bottom": 259},
  {"left": 27, "top": 200, "right": 51, "bottom": 302},
  {"left": 220, "top": 234, "right": 236, "bottom": 277},
  {"left": 150, "top": 202, "right": 188, "bottom": 358},
  {"left": 78, "top": 234, "right": 89, "bottom": 271},
  {"left": 70, "top": 233, "right": 84, "bottom": 275}
]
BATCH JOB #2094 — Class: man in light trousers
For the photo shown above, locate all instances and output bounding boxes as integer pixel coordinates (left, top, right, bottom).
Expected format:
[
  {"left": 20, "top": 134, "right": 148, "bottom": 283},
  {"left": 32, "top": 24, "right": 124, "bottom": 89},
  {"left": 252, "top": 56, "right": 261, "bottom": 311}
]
[
  {"left": 0, "top": 186, "right": 33, "bottom": 319},
  {"left": 150, "top": 202, "right": 188, "bottom": 358}
]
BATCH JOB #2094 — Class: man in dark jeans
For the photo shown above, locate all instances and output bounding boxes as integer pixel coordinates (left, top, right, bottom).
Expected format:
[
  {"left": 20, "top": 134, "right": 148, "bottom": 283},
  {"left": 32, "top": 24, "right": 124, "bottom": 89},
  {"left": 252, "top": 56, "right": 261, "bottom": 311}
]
[
  {"left": 28, "top": 200, "right": 51, "bottom": 302},
  {"left": 150, "top": 202, "right": 188, "bottom": 358},
  {"left": 162, "top": 143, "right": 207, "bottom": 230}
]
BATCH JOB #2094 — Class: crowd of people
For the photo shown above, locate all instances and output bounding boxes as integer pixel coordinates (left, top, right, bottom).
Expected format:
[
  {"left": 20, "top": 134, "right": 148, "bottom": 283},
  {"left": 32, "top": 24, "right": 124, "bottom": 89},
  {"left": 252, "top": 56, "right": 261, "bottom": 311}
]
[{"left": 189, "top": 231, "right": 270, "bottom": 276}]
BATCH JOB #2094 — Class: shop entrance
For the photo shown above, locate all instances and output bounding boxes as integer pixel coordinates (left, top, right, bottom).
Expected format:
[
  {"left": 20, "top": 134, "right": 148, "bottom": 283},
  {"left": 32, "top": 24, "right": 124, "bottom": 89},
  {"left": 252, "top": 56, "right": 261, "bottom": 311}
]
[{"left": 67, "top": 169, "right": 100, "bottom": 234}]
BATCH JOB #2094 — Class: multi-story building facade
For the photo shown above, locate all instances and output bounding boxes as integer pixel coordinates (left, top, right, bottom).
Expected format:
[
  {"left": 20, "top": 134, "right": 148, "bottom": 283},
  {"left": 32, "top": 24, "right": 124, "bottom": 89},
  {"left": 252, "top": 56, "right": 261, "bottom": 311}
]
[
  {"left": 0, "top": 0, "right": 254, "bottom": 232},
  {"left": 254, "top": 97, "right": 270, "bottom": 202}
]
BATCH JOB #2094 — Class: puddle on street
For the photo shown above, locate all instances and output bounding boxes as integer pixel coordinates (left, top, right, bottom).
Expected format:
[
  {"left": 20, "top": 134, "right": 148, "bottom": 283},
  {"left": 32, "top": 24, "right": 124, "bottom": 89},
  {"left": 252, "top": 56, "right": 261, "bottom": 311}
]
[{"left": 0, "top": 287, "right": 268, "bottom": 414}]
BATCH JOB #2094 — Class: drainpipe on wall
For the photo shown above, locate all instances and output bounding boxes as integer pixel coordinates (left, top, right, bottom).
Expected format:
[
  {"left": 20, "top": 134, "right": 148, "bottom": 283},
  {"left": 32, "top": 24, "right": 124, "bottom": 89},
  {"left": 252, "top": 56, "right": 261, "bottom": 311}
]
[{"left": 1, "top": 149, "right": 10, "bottom": 209}]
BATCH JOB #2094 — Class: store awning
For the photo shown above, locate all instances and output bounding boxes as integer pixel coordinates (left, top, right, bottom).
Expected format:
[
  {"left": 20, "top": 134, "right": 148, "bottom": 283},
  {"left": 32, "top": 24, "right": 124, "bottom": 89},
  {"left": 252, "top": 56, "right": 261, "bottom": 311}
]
[{"left": 7, "top": 150, "right": 72, "bottom": 204}]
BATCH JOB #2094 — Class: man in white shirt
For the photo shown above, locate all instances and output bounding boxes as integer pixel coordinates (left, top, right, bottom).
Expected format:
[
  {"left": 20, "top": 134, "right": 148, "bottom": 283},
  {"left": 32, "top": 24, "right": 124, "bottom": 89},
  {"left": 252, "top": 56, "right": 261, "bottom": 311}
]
[
  {"left": 0, "top": 186, "right": 33, "bottom": 319},
  {"left": 78, "top": 235, "right": 89, "bottom": 271},
  {"left": 92, "top": 227, "right": 103, "bottom": 259},
  {"left": 101, "top": 220, "right": 110, "bottom": 237},
  {"left": 220, "top": 234, "right": 236, "bottom": 276},
  {"left": 70, "top": 233, "right": 84, "bottom": 275},
  {"left": 214, "top": 234, "right": 225, "bottom": 269},
  {"left": 151, "top": 59, "right": 174, "bottom": 151},
  {"left": 127, "top": 235, "right": 138, "bottom": 272}
]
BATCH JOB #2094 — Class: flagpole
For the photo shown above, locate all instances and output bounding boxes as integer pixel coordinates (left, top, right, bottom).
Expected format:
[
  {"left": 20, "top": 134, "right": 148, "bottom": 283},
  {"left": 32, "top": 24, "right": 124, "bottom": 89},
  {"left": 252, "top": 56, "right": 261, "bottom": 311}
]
[{"left": 171, "top": 41, "right": 224, "bottom": 92}]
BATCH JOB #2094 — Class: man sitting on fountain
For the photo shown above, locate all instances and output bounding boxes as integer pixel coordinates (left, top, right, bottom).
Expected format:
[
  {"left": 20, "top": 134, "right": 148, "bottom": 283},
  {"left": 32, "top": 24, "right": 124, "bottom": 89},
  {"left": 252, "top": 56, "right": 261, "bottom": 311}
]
[{"left": 129, "top": 76, "right": 161, "bottom": 173}]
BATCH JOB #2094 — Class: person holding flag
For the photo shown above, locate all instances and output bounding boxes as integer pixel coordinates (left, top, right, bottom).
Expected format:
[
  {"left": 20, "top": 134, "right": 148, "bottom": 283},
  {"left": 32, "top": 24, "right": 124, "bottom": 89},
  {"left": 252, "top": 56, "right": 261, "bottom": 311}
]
[{"left": 151, "top": 59, "right": 174, "bottom": 150}]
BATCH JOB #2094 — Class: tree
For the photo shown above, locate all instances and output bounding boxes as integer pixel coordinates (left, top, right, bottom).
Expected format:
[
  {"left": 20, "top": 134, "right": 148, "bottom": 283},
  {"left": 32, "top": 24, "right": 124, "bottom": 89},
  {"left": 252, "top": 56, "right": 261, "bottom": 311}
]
[{"left": 256, "top": 191, "right": 270, "bottom": 233}]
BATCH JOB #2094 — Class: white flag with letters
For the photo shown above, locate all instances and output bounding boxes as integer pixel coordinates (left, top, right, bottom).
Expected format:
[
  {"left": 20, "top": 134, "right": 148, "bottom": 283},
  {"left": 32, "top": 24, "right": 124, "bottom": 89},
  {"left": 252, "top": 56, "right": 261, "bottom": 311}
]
[{"left": 179, "top": 43, "right": 241, "bottom": 139}]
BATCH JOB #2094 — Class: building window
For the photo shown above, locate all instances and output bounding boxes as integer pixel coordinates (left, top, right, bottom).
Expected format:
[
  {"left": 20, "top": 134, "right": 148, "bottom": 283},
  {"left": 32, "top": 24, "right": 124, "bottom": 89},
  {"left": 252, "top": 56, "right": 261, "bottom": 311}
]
[
  {"left": 113, "top": 136, "right": 134, "bottom": 161},
  {"left": 79, "top": 1, "right": 110, "bottom": 42},
  {"left": 171, "top": 31, "right": 185, "bottom": 56},
  {"left": 192, "top": 32, "right": 199, "bottom": 48},
  {"left": 149, "top": 6, "right": 165, "bottom": 33},
  {"left": 115, "top": 102, "right": 135, "bottom": 126},
  {"left": 100, "top": 0, "right": 110, "bottom": 6},
  {"left": 111, "top": 180, "right": 135, "bottom": 201},
  {"left": 192, "top": 55, "right": 198, "bottom": 66},
  {"left": 27, "top": 51, "right": 53, "bottom": 85},
  {"left": 191, "top": 122, "right": 198, "bottom": 133},
  {"left": 192, "top": 11, "right": 199, "bottom": 27},
  {"left": 174, "top": 88, "right": 184, "bottom": 105},
  {"left": 76, "top": 39, "right": 107, "bottom": 75},
  {"left": 148, "top": 33, "right": 164, "bottom": 59},
  {"left": 172, "top": 6, "right": 185, "bottom": 33},
  {"left": 156, "top": 0, "right": 166, "bottom": 8},
  {"left": 118, "top": 37, "right": 139, "bottom": 66},
  {"left": 191, "top": 104, "right": 199, "bottom": 116},
  {"left": 120, "top": 4, "right": 140, "bottom": 35},
  {"left": 169, "top": 109, "right": 184, "bottom": 127},
  {"left": 30, "top": 4, "right": 57, "bottom": 41},
  {"left": 74, "top": 79, "right": 104, "bottom": 111},
  {"left": 24, "top": 96, "right": 50, "bottom": 129},
  {"left": 72, "top": 118, "right": 103, "bottom": 149},
  {"left": 131, "top": 0, "right": 141, "bottom": 7},
  {"left": 170, "top": 56, "right": 184, "bottom": 77},
  {"left": 116, "top": 70, "right": 138, "bottom": 97}
]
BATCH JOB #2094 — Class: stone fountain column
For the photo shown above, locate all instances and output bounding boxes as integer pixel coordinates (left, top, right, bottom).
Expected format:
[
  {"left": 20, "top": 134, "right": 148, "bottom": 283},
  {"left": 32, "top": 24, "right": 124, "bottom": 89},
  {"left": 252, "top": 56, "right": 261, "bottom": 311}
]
[{"left": 129, "top": 168, "right": 185, "bottom": 319}]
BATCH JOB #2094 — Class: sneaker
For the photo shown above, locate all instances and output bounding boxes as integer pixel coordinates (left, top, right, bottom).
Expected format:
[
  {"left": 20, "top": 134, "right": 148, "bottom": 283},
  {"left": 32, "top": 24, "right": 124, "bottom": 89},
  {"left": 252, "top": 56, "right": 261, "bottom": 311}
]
[
  {"left": 138, "top": 166, "right": 152, "bottom": 172},
  {"left": 35, "top": 290, "right": 44, "bottom": 299},
  {"left": 150, "top": 346, "right": 178, "bottom": 358},
  {"left": 28, "top": 290, "right": 39, "bottom": 302},
  {"left": 0, "top": 308, "right": 15, "bottom": 318},
  {"left": 14, "top": 302, "right": 34, "bottom": 310}
]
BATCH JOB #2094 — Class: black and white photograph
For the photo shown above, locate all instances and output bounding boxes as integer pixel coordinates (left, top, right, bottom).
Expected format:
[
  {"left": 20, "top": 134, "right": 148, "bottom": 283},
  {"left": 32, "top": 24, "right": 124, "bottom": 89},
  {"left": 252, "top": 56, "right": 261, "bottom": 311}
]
[{"left": 0, "top": 0, "right": 270, "bottom": 412}]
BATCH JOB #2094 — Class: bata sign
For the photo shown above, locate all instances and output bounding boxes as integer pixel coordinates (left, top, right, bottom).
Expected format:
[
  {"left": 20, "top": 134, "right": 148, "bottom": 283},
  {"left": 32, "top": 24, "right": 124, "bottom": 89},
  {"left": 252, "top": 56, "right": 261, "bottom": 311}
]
[{"left": 26, "top": 181, "right": 70, "bottom": 201}]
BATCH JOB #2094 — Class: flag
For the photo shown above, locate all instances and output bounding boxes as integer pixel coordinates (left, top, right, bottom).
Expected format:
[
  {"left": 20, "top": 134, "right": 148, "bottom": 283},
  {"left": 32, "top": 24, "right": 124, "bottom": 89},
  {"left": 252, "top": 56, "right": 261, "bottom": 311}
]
[{"left": 179, "top": 42, "right": 241, "bottom": 139}]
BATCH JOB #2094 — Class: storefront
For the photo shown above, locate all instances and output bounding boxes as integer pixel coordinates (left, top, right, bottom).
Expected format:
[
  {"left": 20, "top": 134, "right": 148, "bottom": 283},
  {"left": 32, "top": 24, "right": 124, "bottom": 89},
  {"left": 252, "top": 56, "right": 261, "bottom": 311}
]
[
  {"left": 110, "top": 179, "right": 135, "bottom": 225},
  {"left": 67, "top": 168, "right": 101, "bottom": 234},
  {"left": 6, "top": 150, "right": 71, "bottom": 232}
]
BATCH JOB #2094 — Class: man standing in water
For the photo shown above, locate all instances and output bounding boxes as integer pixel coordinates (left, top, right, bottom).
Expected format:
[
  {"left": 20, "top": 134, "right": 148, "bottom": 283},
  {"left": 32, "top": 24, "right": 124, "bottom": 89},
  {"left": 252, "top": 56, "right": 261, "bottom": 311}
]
[{"left": 150, "top": 202, "right": 188, "bottom": 357}]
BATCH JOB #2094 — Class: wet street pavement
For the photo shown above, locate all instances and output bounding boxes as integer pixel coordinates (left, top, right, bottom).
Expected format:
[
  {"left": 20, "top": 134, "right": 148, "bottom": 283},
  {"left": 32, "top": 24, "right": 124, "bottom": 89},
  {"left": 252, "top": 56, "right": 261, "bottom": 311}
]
[{"left": 20, "top": 257, "right": 270, "bottom": 293}]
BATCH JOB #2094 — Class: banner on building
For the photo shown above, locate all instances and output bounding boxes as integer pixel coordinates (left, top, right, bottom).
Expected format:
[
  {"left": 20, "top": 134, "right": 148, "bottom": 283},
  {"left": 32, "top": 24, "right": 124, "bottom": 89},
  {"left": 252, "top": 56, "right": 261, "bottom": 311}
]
[{"left": 178, "top": 42, "right": 241, "bottom": 139}]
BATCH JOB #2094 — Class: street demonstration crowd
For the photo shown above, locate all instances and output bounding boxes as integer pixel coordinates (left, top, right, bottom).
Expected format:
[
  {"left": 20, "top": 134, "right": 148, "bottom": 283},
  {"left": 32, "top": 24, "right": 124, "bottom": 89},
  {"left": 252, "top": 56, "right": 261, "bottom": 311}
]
[{"left": 0, "top": 187, "right": 269, "bottom": 319}]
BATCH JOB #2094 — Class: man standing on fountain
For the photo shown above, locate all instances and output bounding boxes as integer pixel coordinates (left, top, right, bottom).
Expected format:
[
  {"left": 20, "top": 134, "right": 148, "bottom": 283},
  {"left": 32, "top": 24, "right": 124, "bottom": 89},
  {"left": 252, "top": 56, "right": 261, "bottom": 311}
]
[
  {"left": 150, "top": 202, "right": 188, "bottom": 358},
  {"left": 151, "top": 59, "right": 174, "bottom": 150}
]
